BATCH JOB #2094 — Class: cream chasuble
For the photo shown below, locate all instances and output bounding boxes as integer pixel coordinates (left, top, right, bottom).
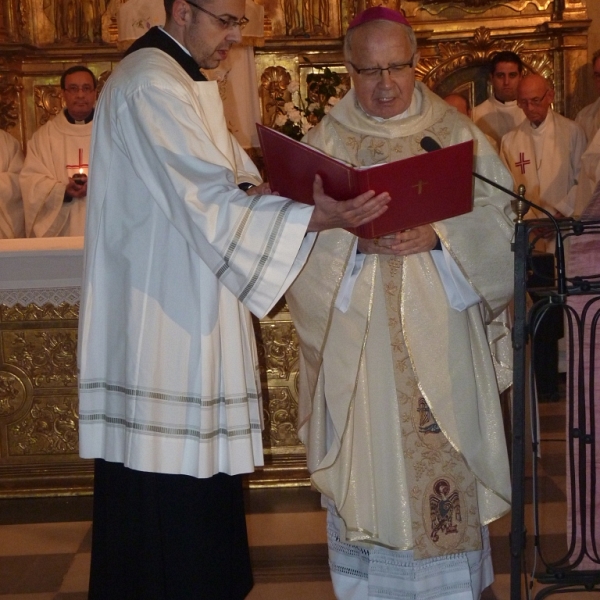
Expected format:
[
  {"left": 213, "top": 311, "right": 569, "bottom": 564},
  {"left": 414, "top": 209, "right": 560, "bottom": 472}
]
[
  {"left": 0, "top": 129, "right": 24, "bottom": 239},
  {"left": 20, "top": 111, "right": 91, "bottom": 237},
  {"left": 576, "top": 97, "right": 600, "bottom": 145},
  {"left": 287, "top": 83, "right": 513, "bottom": 557},
  {"left": 472, "top": 95, "right": 526, "bottom": 147},
  {"left": 78, "top": 48, "right": 315, "bottom": 479},
  {"left": 500, "top": 109, "right": 586, "bottom": 218}
]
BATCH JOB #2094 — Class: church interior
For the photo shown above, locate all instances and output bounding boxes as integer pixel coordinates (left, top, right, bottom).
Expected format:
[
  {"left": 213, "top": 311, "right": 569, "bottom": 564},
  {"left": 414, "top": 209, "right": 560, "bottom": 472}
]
[{"left": 1, "top": 0, "right": 600, "bottom": 598}]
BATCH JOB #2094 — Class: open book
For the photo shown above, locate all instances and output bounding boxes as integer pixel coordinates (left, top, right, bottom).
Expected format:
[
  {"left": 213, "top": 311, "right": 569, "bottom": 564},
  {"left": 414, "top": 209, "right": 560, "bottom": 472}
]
[{"left": 257, "top": 123, "right": 474, "bottom": 239}]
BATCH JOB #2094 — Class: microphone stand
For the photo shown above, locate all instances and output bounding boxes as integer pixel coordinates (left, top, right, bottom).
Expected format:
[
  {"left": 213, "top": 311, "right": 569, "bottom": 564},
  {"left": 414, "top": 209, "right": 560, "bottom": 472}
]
[{"left": 472, "top": 171, "right": 568, "bottom": 300}]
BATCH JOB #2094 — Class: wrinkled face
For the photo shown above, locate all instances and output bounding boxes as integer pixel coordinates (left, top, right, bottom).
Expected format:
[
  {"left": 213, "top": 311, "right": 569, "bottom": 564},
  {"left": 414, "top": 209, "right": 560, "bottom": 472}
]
[
  {"left": 491, "top": 61, "right": 522, "bottom": 103},
  {"left": 346, "top": 21, "right": 416, "bottom": 119},
  {"left": 62, "top": 71, "right": 96, "bottom": 121},
  {"left": 593, "top": 56, "right": 600, "bottom": 96},
  {"left": 517, "top": 76, "right": 554, "bottom": 126},
  {"left": 181, "top": 0, "right": 244, "bottom": 69}
]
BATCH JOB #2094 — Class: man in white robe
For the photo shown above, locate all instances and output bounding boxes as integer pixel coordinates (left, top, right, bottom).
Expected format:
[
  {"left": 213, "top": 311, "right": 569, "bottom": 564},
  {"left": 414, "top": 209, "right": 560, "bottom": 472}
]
[
  {"left": 500, "top": 74, "right": 586, "bottom": 221},
  {"left": 20, "top": 66, "right": 96, "bottom": 237},
  {"left": 286, "top": 8, "right": 514, "bottom": 599},
  {"left": 575, "top": 49, "right": 600, "bottom": 145},
  {"left": 78, "top": 0, "right": 389, "bottom": 598},
  {"left": 0, "top": 129, "right": 24, "bottom": 238},
  {"left": 472, "top": 51, "right": 526, "bottom": 147}
]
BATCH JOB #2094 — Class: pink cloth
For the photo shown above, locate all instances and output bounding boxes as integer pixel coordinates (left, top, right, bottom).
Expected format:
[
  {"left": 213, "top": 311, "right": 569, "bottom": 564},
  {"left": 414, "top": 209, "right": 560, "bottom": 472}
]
[
  {"left": 348, "top": 6, "right": 411, "bottom": 30},
  {"left": 566, "top": 185, "right": 600, "bottom": 569}
]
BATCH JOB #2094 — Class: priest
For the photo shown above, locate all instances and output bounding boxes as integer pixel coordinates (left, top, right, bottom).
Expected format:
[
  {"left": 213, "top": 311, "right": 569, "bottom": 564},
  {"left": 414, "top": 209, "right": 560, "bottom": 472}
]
[
  {"left": 500, "top": 74, "right": 586, "bottom": 222},
  {"left": 575, "top": 49, "right": 600, "bottom": 145},
  {"left": 286, "top": 7, "right": 514, "bottom": 599},
  {"left": 20, "top": 66, "right": 96, "bottom": 237},
  {"left": 0, "top": 129, "right": 24, "bottom": 238},
  {"left": 77, "top": 0, "right": 389, "bottom": 598}
]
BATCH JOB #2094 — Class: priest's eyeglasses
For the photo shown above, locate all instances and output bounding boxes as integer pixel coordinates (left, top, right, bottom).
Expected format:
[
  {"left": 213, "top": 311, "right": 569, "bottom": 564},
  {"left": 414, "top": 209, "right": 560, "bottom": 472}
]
[
  {"left": 349, "top": 57, "right": 415, "bottom": 79},
  {"left": 517, "top": 89, "right": 549, "bottom": 108},
  {"left": 64, "top": 85, "right": 95, "bottom": 94},
  {"left": 185, "top": 0, "right": 249, "bottom": 30}
]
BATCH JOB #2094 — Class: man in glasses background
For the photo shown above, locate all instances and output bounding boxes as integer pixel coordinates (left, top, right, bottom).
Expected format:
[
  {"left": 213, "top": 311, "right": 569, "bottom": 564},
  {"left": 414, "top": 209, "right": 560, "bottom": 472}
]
[
  {"left": 285, "top": 6, "right": 515, "bottom": 599},
  {"left": 20, "top": 65, "right": 96, "bottom": 237},
  {"left": 78, "top": 0, "right": 390, "bottom": 598}
]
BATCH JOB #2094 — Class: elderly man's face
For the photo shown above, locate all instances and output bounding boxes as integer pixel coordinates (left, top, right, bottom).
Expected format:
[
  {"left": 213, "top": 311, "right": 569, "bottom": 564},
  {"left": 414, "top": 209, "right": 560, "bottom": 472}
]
[
  {"left": 517, "top": 75, "right": 554, "bottom": 126},
  {"left": 181, "top": 0, "right": 245, "bottom": 69},
  {"left": 491, "top": 61, "right": 521, "bottom": 103},
  {"left": 346, "top": 21, "right": 416, "bottom": 119},
  {"left": 62, "top": 71, "right": 96, "bottom": 121}
]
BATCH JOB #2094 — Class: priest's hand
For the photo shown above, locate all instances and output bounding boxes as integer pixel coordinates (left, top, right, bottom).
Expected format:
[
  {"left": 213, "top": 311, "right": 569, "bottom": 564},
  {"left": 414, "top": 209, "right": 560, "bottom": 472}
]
[
  {"left": 306, "top": 175, "right": 390, "bottom": 233},
  {"left": 245, "top": 182, "right": 273, "bottom": 196},
  {"left": 358, "top": 225, "right": 438, "bottom": 255},
  {"left": 66, "top": 177, "right": 88, "bottom": 199}
]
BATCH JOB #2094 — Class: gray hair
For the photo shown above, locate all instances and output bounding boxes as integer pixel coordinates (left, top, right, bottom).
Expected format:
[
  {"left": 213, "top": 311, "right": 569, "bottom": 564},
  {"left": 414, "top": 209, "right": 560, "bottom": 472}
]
[{"left": 343, "top": 21, "right": 417, "bottom": 64}]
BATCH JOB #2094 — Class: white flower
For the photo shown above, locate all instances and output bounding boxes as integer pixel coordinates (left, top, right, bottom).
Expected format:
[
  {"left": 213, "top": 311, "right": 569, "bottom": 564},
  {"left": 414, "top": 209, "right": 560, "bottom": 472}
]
[
  {"left": 288, "top": 108, "right": 303, "bottom": 123},
  {"left": 335, "top": 85, "right": 348, "bottom": 94},
  {"left": 324, "top": 105, "right": 331, "bottom": 114},
  {"left": 327, "top": 97, "right": 340, "bottom": 106},
  {"left": 287, "top": 81, "right": 300, "bottom": 93},
  {"left": 275, "top": 113, "right": 288, "bottom": 127},
  {"left": 283, "top": 101, "right": 296, "bottom": 113},
  {"left": 307, "top": 102, "right": 320, "bottom": 113}
]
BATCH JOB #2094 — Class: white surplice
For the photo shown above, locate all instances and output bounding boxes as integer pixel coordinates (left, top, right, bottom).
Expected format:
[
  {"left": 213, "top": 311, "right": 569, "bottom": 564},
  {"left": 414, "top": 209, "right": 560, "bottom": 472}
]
[
  {"left": 0, "top": 129, "right": 24, "bottom": 239},
  {"left": 20, "top": 111, "right": 91, "bottom": 237},
  {"left": 575, "top": 97, "right": 600, "bottom": 145},
  {"left": 78, "top": 47, "right": 315, "bottom": 479},
  {"left": 472, "top": 95, "right": 526, "bottom": 147},
  {"left": 500, "top": 109, "right": 587, "bottom": 218}
]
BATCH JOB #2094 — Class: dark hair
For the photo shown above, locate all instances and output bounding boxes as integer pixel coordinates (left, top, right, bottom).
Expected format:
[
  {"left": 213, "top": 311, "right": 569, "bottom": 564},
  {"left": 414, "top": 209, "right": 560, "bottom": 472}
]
[
  {"left": 60, "top": 65, "right": 97, "bottom": 90},
  {"left": 489, "top": 51, "right": 524, "bottom": 76},
  {"left": 164, "top": 0, "right": 176, "bottom": 17}
]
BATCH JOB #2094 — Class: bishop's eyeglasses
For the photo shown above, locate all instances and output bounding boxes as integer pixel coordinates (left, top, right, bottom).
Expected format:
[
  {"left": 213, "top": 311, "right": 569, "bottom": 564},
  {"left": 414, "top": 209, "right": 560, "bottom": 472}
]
[
  {"left": 185, "top": 0, "right": 249, "bottom": 30},
  {"left": 517, "top": 89, "right": 550, "bottom": 109},
  {"left": 349, "top": 56, "right": 415, "bottom": 80}
]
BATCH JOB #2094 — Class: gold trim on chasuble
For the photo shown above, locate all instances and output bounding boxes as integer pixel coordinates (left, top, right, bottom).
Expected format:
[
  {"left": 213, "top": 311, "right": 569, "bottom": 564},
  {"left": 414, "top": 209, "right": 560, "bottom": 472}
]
[{"left": 380, "top": 255, "right": 481, "bottom": 561}]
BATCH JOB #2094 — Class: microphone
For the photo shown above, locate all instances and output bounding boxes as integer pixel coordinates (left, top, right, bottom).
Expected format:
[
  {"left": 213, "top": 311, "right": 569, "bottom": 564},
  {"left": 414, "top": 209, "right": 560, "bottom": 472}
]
[{"left": 419, "top": 136, "right": 568, "bottom": 298}]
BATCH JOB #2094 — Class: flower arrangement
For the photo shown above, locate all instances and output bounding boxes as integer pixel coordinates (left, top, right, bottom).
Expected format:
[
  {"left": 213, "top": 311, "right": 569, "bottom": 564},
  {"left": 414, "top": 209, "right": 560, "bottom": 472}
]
[{"left": 273, "top": 68, "right": 349, "bottom": 140}]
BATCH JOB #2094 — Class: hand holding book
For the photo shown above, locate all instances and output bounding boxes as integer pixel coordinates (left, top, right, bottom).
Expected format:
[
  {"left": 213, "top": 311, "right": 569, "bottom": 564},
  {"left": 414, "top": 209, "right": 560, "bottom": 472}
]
[{"left": 306, "top": 175, "right": 390, "bottom": 233}]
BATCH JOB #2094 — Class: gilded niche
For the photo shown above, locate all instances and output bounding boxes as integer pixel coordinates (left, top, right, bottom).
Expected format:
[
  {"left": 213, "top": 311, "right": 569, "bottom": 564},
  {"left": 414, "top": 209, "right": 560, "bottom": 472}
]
[{"left": 0, "top": 76, "right": 22, "bottom": 131}]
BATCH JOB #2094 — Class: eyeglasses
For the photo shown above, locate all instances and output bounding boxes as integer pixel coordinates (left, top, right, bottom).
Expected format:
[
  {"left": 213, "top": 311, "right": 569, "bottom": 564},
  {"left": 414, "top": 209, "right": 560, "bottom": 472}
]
[
  {"left": 517, "top": 89, "right": 550, "bottom": 108},
  {"left": 349, "top": 56, "right": 414, "bottom": 80},
  {"left": 185, "top": 0, "right": 249, "bottom": 29},
  {"left": 64, "top": 85, "right": 95, "bottom": 94}
]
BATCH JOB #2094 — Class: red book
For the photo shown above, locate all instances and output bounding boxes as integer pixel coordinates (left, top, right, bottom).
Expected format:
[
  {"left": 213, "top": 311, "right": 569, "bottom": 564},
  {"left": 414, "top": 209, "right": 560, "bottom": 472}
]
[{"left": 257, "top": 123, "right": 474, "bottom": 239}]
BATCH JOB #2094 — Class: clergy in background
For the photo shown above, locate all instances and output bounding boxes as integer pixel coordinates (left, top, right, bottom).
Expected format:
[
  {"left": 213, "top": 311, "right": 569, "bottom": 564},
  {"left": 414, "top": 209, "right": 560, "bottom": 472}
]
[
  {"left": 286, "top": 7, "right": 514, "bottom": 599},
  {"left": 20, "top": 66, "right": 96, "bottom": 237},
  {"left": 0, "top": 128, "right": 24, "bottom": 238},
  {"left": 472, "top": 51, "right": 526, "bottom": 147},
  {"left": 576, "top": 49, "right": 600, "bottom": 145},
  {"left": 77, "top": 0, "right": 390, "bottom": 598},
  {"left": 500, "top": 74, "right": 586, "bottom": 222}
]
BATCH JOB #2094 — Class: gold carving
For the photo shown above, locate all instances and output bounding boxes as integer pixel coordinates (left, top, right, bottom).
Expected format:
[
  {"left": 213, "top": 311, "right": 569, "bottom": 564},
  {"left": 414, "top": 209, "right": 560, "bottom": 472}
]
[
  {"left": 260, "top": 66, "right": 293, "bottom": 127},
  {"left": 34, "top": 84, "right": 63, "bottom": 126},
  {"left": 0, "top": 75, "right": 22, "bottom": 131},
  {"left": 8, "top": 395, "right": 78, "bottom": 455},
  {"left": 42, "top": 0, "right": 108, "bottom": 43},
  {"left": 263, "top": 385, "right": 300, "bottom": 447},
  {"left": 255, "top": 320, "right": 299, "bottom": 380},
  {"left": 411, "top": 0, "right": 552, "bottom": 16},
  {"left": 416, "top": 28, "right": 553, "bottom": 90},
  {"left": 0, "top": 371, "right": 26, "bottom": 418},
  {"left": 4, "top": 330, "right": 78, "bottom": 388},
  {"left": 1, "top": 302, "right": 79, "bottom": 322}
]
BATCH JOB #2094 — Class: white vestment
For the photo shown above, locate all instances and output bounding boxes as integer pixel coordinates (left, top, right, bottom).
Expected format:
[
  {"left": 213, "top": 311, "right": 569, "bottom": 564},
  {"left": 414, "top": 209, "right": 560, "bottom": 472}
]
[
  {"left": 575, "top": 127, "right": 600, "bottom": 216},
  {"left": 78, "top": 47, "right": 315, "bottom": 479},
  {"left": 0, "top": 129, "right": 24, "bottom": 238},
  {"left": 500, "top": 109, "right": 586, "bottom": 218},
  {"left": 20, "top": 111, "right": 91, "bottom": 237},
  {"left": 575, "top": 97, "right": 600, "bottom": 145},
  {"left": 286, "top": 83, "right": 514, "bottom": 598},
  {"left": 472, "top": 95, "right": 526, "bottom": 147}
]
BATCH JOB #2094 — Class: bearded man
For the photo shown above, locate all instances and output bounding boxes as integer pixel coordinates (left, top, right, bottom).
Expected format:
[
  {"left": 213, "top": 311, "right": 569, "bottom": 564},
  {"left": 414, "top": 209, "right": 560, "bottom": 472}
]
[{"left": 286, "top": 7, "right": 515, "bottom": 599}]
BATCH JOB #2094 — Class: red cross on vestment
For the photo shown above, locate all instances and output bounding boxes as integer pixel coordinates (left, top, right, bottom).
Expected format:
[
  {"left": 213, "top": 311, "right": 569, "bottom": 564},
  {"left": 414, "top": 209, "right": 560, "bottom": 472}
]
[
  {"left": 515, "top": 152, "right": 530, "bottom": 175},
  {"left": 66, "top": 148, "right": 89, "bottom": 174}
]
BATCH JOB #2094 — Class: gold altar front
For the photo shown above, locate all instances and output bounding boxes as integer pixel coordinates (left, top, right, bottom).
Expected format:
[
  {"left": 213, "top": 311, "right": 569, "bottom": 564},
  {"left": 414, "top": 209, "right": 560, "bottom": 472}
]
[{"left": 0, "top": 0, "right": 593, "bottom": 497}]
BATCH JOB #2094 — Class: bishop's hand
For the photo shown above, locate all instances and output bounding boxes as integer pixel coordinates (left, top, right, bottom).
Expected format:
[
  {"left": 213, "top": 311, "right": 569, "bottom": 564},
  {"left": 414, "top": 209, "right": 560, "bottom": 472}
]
[{"left": 306, "top": 174, "right": 390, "bottom": 233}]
